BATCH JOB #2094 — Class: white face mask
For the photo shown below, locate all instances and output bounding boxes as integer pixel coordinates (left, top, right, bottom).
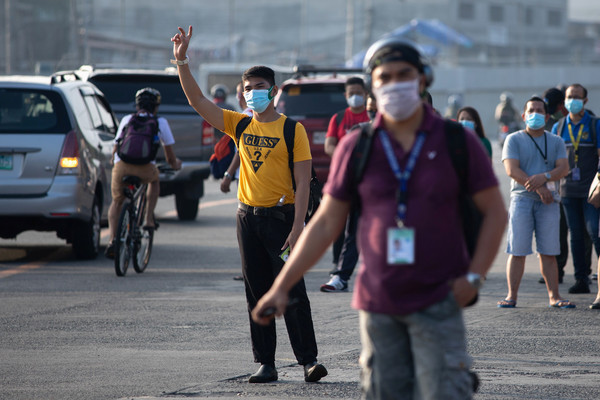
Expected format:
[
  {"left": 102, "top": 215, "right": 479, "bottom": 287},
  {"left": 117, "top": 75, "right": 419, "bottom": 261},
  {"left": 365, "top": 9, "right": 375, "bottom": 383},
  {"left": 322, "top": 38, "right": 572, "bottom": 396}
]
[
  {"left": 346, "top": 94, "right": 365, "bottom": 108},
  {"left": 372, "top": 79, "right": 421, "bottom": 121}
]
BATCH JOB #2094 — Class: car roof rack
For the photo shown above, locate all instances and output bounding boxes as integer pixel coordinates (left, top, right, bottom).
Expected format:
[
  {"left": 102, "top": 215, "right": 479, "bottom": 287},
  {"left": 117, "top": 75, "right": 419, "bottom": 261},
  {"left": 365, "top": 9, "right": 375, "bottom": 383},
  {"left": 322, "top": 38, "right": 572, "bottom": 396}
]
[
  {"left": 292, "top": 65, "right": 364, "bottom": 78},
  {"left": 50, "top": 70, "right": 82, "bottom": 84}
]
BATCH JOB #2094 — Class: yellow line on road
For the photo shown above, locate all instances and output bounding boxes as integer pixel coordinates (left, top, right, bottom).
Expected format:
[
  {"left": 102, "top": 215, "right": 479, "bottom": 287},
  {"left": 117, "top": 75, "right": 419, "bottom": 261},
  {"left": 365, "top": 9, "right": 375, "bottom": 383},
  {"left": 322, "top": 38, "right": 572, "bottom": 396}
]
[{"left": 0, "top": 263, "right": 44, "bottom": 279}]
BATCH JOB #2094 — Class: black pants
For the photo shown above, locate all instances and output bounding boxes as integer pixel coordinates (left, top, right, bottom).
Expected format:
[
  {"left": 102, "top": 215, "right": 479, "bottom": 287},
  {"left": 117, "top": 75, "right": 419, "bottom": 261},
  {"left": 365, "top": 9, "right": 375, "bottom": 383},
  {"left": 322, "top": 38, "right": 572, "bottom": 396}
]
[
  {"left": 237, "top": 203, "right": 318, "bottom": 366},
  {"left": 329, "top": 208, "right": 360, "bottom": 282}
]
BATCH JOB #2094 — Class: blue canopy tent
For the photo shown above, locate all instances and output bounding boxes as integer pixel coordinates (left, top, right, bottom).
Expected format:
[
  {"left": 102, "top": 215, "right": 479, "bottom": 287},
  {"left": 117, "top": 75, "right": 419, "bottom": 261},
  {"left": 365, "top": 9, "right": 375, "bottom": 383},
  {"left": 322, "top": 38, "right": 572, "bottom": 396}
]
[{"left": 345, "top": 19, "right": 472, "bottom": 68}]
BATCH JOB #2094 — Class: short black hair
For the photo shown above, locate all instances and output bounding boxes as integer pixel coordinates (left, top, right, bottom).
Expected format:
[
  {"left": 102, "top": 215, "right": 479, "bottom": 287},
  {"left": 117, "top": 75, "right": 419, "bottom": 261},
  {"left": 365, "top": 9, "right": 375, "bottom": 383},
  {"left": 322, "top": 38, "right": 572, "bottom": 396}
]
[
  {"left": 242, "top": 66, "right": 275, "bottom": 87},
  {"left": 543, "top": 88, "right": 564, "bottom": 114},
  {"left": 525, "top": 96, "right": 548, "bottom": 114},
  {"left": 345, "top": 76, "right": 365, "bottom": 90}
]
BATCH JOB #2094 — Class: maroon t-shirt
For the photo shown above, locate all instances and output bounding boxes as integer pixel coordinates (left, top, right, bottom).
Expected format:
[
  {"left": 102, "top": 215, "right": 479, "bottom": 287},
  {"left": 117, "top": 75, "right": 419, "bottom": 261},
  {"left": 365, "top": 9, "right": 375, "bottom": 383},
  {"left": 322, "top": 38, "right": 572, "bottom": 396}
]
[
  {"left": 323, "top": 104, "right": 498, "bottom": 315},
  {"left": 326, "top": 108, "right": 370, "bottom": 140}
]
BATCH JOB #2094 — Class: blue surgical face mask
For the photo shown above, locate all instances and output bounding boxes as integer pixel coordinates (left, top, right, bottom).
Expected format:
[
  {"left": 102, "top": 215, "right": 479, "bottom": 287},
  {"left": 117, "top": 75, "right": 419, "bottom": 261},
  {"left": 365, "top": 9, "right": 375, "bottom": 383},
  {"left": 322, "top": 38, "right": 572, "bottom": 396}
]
[
  {"left": 565, "top": 98, "right": 584, "bottom": 114},
  {"left": 244, "top": 86, "right": 274, "bottom": 113},
  {"left": 459, "top": 120, "right": 476, "bottom": 130},
  {"left": 526, "top": 112, "right": 546, "bottom": 130},
  {"left": 347, "top": 94, "right": 365, "bottom": 108}
]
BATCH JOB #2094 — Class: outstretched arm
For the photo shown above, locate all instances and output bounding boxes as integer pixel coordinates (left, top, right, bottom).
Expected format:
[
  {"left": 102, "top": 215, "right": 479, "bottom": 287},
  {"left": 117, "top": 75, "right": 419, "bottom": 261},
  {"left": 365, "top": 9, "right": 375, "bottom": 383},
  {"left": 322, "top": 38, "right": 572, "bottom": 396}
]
[{"left": 171, "top": 26, "right": 225, "bottom": 132}]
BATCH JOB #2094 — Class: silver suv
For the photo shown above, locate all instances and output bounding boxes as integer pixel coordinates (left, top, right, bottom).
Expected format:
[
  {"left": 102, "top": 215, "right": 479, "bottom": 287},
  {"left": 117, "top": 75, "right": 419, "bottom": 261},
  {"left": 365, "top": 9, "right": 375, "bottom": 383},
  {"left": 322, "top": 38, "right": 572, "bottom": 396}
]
[
  {"left": 0, "top": 75, "right": 118, "bottom": 259},
  {"left": 56, "top": 66, "right": 211, "bottom": 220}
]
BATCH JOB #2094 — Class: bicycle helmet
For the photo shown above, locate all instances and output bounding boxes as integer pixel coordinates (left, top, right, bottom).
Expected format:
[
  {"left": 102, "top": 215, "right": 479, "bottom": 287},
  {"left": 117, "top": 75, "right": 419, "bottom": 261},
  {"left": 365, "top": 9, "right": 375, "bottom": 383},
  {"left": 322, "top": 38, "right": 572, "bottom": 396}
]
[
  {"left": 135, "top": 87, "right": 161, "bottom": 111},
  {"left": 363, "top": 37, "right": 433, "bottom": 88}
]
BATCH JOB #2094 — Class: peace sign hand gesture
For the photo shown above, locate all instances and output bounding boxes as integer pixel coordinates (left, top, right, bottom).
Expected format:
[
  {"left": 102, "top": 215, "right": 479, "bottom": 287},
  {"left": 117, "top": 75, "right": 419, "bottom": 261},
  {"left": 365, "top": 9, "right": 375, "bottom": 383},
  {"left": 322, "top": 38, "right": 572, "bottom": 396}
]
[{"left": 171, "top": 26, "right": 192, "bottom": 62}]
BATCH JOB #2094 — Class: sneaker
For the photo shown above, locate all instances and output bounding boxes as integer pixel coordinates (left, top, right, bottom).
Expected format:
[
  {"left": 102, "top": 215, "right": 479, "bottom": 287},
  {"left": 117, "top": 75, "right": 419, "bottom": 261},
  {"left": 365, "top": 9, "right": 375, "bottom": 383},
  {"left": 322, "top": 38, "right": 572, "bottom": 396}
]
[
  {"left": 568, "top": 279, "right": 590, "bottom": 294},
  {"left": 104, "top": 241, "right": 115, "bottom": 259},
  {"left": 320, "top": 275, "right": 348, "bottom": 292}
]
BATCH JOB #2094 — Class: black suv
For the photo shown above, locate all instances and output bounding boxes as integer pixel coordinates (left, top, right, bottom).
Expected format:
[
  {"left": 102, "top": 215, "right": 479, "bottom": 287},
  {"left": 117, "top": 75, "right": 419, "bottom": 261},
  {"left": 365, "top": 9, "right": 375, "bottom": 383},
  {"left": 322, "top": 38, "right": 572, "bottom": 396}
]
[
  {"left": 53, "top": 66, "right": 211, "bottom": 220},
  {"left": 274, "top": 66, "right": 363, "bottom": 183}
]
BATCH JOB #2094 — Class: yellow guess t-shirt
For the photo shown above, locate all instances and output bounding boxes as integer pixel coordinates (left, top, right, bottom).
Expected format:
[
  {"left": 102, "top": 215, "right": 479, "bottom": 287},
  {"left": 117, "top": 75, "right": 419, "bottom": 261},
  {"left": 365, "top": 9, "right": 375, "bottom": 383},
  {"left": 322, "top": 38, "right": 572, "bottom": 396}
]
[{"left": 222, "top": 109, "right": 312, "bottom": 207}]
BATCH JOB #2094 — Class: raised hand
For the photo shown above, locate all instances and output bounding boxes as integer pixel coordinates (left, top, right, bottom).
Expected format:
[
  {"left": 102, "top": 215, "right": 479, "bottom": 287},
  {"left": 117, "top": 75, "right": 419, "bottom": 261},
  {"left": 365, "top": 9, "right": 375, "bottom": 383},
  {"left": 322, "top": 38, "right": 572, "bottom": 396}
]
[{"left": 171, "top": 26, "right": 192, "bottom": 61}]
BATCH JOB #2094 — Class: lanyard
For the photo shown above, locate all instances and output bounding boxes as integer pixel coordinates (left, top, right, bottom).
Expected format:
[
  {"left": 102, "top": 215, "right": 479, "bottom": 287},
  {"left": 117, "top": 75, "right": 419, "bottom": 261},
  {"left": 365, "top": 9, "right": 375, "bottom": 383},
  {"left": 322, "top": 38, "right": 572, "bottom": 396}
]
[
  {"left": 526, "top": 131, "right": 548, "bottom": 167},
  {"left": 379, "top": 130, "right": 426, "bottom": 226},
  {"left": 567, "top": 123, "right": 584, "bottom": 165}
]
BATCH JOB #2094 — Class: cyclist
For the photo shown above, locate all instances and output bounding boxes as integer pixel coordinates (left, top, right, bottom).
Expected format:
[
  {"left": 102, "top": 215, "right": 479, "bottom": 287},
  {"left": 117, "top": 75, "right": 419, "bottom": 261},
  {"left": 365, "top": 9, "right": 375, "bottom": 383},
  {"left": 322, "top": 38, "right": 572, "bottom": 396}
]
[{"left": 105, "top": 87, "right": 182, "bottom": 259}]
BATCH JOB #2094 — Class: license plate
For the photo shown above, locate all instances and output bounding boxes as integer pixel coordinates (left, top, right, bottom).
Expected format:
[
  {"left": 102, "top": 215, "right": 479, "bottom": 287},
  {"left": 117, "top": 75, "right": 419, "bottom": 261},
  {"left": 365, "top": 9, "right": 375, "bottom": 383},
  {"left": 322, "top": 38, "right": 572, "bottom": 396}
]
[
  {"left": 312, "top": 131, "right": 326, "bottom": 145},
  {"left": 0, "top": 154, "right": 13, "bottom": 170}
]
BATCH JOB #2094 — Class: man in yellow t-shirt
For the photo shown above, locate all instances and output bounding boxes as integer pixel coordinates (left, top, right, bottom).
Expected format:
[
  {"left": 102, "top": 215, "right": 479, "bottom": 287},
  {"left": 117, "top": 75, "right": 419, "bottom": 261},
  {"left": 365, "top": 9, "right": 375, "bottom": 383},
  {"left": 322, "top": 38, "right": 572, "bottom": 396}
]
[{"left": 171, "top": 26, "right": 327, "bottom": 384}]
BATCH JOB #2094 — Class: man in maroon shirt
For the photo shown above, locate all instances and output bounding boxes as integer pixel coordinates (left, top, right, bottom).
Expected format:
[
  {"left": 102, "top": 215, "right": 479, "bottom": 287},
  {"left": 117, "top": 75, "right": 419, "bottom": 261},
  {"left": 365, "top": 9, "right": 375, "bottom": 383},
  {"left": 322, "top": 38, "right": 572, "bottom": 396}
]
[
  {"left": 252, "top": 38, "right": 506, "bottom": 399},
  {"left": 321, "top": 76, "right": 370, "bottom": 292}
]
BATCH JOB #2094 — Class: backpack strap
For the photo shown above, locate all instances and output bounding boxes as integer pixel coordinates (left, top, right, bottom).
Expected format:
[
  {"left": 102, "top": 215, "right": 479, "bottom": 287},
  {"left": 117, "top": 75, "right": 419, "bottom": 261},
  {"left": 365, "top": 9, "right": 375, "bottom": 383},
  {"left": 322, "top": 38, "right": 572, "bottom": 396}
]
[
  {"left": 444, "top": 119, "right": 469, "bottom": 191},
  {"left": 349, "top": 122, "right": 377, "bottom": 213},
  {"left": 283, "top": 117, "right": 298, "bottom": 190},
  {"left": 235, "top": 116, "right": 252, "bottom": 147},
  {"left": 335, "top": 109, "right": 345, "bottom": 128}
]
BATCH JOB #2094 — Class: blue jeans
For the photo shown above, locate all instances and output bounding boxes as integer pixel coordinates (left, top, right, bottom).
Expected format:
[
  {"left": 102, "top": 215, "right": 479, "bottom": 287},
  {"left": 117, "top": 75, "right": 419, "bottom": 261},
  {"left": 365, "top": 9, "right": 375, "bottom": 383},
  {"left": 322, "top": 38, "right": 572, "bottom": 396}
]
[
  {"left": 561, "top": 197, "right": 600, "bottom": 281},
  {"left": 358, "top": 295, "right": 473, "bottom": 400},
  {"left": 506, "top": 196, "right": 560, "bottom": 256}
]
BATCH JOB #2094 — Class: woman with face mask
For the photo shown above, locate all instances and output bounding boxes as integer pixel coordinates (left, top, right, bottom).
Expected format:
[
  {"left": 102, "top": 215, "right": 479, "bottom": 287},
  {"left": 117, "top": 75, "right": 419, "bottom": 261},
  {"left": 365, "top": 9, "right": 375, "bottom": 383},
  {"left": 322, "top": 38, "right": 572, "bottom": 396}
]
[{"left": 457, "top": 106, "right": 492, "bottom": 158}]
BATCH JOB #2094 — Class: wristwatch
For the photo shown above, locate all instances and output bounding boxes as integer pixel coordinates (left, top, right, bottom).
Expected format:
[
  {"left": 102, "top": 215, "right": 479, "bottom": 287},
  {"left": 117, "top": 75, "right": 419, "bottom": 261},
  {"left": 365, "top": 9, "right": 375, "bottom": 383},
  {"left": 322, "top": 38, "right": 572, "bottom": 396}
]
[
  {"left": 466, "top": 272, "right": 483, "bottom": 290},
  {"left": 544, "top": 172, "right": 552, "bottom": 181},
  {"left": 223, "top": 171, "right": 233, "bottom": 180}
]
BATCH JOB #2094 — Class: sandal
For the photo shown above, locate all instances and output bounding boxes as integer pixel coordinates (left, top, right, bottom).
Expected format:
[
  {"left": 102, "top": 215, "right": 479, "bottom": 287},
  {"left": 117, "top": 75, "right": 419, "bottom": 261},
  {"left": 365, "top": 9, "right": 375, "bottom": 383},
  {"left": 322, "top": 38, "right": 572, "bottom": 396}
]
[
  {"left": 550, "top": 299, "right": 576, "bottom": 309},
  {"left": 589, "top": 302, "right": 600, "bottom": 310},
  {"left": 497, "top": 299, "right": 516, "bottom": 308}
]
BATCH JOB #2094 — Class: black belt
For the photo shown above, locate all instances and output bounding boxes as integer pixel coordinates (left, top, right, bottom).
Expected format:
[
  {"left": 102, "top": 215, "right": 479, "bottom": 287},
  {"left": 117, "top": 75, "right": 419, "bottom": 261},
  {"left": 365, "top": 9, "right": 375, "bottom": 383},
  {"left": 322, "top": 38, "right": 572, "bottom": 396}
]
[{"left": 238, "top": 202, "right": 294, "bottom": 221}]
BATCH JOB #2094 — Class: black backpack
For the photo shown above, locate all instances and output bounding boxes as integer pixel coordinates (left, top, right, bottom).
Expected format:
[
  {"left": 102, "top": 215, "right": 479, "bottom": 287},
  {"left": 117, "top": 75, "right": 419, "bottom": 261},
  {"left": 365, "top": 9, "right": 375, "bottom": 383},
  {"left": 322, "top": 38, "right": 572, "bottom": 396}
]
[
  {"left": 350, "top": 120, "right": 482, "bottom": 257},
  {"left": 235, "top": 116, "right": 322, "bottom": 222},
  {"left": 117, "top": 112, "right": 160, "bottom": 165}
]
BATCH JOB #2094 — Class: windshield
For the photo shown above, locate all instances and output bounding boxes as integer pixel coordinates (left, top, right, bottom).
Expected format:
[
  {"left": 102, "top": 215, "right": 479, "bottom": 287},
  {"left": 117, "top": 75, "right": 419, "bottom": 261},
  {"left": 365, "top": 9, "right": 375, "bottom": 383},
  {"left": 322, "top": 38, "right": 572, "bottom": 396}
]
[
  {"left": 276, "top": 82, "right": 346, "bottom": 118},
  {"left": 88, "top": 75, "right": 190, "bottom": 106},
  {"left": 0, "top": 89, "right": 70, "bottom": 133}
]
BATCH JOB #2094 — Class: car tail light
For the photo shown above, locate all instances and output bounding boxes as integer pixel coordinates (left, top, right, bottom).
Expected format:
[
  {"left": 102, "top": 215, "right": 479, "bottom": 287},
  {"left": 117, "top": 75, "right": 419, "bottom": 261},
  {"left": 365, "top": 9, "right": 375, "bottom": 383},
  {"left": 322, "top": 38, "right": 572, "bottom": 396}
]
[{"left": 58, "top": 130, "right": 80, "bottom": 175}]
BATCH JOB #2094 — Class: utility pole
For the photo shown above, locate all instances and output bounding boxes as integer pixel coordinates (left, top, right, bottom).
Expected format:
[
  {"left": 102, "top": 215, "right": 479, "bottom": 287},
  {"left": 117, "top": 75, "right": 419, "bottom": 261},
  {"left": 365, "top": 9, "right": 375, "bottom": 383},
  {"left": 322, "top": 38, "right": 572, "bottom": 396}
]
[
  {"left": 345, "top": 0, "right": 354, "bottom": 62},
  {"left": 5, "top": 0, "right": 11, "bottom": 74}
]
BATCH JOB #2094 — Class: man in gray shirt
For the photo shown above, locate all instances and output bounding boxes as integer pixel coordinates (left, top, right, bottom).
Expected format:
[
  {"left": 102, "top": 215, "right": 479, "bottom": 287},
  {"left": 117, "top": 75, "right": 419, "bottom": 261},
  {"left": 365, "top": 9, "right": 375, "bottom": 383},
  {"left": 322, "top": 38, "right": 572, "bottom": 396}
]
[{"left": 499, "top": 96, "right": 572, "bottom": 308}]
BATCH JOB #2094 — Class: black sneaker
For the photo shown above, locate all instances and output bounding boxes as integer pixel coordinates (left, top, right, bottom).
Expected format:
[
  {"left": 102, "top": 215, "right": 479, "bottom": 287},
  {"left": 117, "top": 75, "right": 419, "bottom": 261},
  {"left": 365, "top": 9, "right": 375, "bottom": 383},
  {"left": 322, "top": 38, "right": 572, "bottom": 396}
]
[
  {"left": 568, "top": 279, "right": 590, "bottom": 294},
  {"left": 104, "top": 241, "right": 115, "bottom": 259}
]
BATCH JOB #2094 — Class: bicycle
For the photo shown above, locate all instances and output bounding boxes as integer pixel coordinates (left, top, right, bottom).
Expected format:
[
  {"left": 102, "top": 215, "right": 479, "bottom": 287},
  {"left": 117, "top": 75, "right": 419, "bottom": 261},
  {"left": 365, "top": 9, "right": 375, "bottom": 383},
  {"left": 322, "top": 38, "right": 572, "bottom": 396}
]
[{"left": 114, "top": 175, "right": 153, "bottom": 277}]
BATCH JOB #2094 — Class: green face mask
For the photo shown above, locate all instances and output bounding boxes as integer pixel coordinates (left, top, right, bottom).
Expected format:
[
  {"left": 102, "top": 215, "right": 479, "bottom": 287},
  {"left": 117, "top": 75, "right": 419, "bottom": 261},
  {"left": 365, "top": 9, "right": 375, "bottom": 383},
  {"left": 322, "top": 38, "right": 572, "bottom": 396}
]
[{"left": 552, "top": 110, "right": 564, "bottom": 120}]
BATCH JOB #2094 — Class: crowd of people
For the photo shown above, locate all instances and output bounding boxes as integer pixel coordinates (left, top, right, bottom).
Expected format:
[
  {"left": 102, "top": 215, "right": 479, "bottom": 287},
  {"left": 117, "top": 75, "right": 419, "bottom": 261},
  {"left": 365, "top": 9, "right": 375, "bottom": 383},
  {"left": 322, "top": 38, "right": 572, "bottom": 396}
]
[{"left": 108, "top": 23, "right": 600, "bottom": 400}]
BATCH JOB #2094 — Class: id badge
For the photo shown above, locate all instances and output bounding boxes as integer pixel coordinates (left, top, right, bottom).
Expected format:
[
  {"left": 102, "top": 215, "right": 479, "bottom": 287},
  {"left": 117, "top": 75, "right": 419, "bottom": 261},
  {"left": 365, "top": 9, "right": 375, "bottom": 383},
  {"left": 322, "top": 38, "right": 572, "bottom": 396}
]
[
  {"left": 572, "top": 167, "right": 581, "bottom": 181},
  {"left": 387, "top": 227, "right": 415, "bottom": 265}
]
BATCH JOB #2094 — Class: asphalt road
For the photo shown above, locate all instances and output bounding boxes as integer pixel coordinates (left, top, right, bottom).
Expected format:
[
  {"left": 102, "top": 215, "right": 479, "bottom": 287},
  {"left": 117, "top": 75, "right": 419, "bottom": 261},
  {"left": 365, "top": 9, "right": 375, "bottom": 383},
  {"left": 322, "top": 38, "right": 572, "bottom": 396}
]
[{"left": 2, "top": 142, "right": 600, "bottom": 400}]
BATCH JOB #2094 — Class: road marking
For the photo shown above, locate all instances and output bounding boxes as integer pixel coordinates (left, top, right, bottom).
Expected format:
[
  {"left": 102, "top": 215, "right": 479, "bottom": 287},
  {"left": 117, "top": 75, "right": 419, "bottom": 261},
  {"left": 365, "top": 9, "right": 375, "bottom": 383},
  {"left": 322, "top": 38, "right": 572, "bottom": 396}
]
[
  {"left": 0, "top": 263, "right": 44, "bottom": 279},
  {"left": 164, "top": 198, "right": 238, "bottom": 218}
]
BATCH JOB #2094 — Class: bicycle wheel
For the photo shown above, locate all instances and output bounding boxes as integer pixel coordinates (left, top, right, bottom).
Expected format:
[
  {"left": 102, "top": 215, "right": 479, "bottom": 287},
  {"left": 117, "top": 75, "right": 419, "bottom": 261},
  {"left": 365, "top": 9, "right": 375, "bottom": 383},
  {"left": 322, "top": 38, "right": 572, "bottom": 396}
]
[
  {"left": 133, "top": 187, "right": 152, "bottom": 273},
  {"left": 114, "top": 202, "right": 132, "bottom": 277},
  {"left": 133, "top": 227, "right": 153, "bottom": 273}
]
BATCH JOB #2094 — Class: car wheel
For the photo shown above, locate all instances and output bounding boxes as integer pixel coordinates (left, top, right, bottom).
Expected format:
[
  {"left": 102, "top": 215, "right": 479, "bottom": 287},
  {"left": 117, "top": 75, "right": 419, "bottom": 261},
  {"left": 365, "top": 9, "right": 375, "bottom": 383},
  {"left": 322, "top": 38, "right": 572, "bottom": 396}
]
[
  {"left": 72, "top": 197, "right": 101, "bottom": 259},
  {"left": 175, "top": 194, "right": 199, "bottom": 221}
]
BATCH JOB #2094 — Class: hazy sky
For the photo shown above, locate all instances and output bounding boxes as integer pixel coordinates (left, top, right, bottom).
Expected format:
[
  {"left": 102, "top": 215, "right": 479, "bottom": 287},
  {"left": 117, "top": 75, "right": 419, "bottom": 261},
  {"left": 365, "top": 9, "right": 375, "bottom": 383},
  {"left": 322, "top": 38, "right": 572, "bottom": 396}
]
[{"left": 569, "top": 0, "right": 600, "bottom": 22}]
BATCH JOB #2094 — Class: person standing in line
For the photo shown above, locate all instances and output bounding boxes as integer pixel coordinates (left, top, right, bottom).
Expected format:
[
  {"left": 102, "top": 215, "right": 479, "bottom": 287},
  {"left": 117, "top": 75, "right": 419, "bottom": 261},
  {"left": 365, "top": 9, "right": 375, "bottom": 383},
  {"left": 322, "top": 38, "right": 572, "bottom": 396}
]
[
  {"left": 252, "top": 37, "right": 507, "bottom": 399},
  {"left": 321, "top": 76, "right": 370, "bottom": 292},
  {"left": 498, "top": 96, "right": 572, "bottom": 308},
  {"left": 171, "top": 26, "right": 327, "bottom": 384},
  {"left": 551, "top": 84, "right": 600, "bottom": 294},
  {"left": 456, "top": 106, "right": 492, "bottom": 158}
]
